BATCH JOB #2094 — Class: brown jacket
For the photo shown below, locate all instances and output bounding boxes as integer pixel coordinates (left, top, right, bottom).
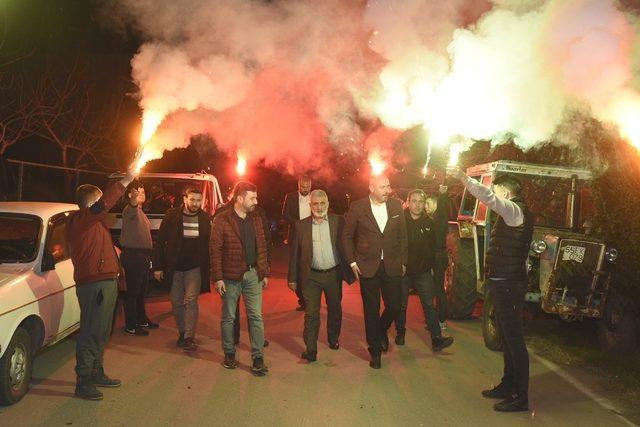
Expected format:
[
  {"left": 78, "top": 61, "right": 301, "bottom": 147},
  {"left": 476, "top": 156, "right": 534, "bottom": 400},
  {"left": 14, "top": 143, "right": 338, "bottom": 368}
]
[
  {"left": 67, "top": 182, "right": 125, "bottom": 286},
  {"left": 342, "top": 196, "right": 408, "bottom": 278},
  {"left": 287, "top": 214, "right": 355, "bottom": 288},
  {"left": 210, "top": 207, "right": 269, "bottom": 282}
]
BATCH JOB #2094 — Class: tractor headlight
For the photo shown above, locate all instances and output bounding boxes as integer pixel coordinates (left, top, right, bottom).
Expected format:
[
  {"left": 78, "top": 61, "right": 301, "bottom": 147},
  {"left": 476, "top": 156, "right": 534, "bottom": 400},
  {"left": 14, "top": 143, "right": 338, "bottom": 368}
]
[
  {"left": 531, "top": 240, "right": 547, "bottom": 254},
  {"left": 605, "top": 247, "right": 618, "bottom": 263}
]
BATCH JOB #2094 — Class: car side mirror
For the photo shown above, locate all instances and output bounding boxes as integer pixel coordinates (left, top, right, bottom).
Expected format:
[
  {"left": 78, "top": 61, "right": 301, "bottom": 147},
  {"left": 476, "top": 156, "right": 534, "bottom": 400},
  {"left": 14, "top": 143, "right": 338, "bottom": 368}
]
[{"left": 41, "top": 251, "right": 56, "bottom": 272}]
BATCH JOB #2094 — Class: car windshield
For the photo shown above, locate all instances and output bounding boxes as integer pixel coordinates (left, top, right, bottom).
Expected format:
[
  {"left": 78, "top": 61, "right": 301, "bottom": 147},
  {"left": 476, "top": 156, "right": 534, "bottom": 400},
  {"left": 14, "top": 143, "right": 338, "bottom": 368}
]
[
  {"left": 109, "top": 178, "right": 207, "bottom": 215},
  {"left": 0, "top": 214, "right": 41, "bottom": 263}
]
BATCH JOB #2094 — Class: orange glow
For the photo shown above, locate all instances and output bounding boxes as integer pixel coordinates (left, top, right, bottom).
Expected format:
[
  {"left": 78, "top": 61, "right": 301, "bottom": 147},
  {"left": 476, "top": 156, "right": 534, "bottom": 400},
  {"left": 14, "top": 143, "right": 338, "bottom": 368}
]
[
  {"left": 607, "top": 92, "right": 640, "bottom": 149},
  {"left": 236, "top": 151, "right": 247, "bottom": 176},
  {"left": 448, "top": 143, "right": 463, "bottom": 167}
]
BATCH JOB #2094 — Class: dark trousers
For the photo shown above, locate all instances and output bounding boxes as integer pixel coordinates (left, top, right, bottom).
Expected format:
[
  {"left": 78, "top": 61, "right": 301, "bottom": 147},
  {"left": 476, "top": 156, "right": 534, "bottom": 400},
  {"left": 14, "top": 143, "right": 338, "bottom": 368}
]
[
  {"left": 359, "top": 263, "right": 402, "bottom": 356},
  {"left": 433, "top": 250, "right": 448, "bottom": 320},
  {"left": 490, "top": 278, "right": 529, "bottom": 398},
  {"left": 301, "top": 269, "right": 342, "bottom": 353},
  {"left": 75, "top": 279, "right": 118, "bottom": 378},
  {"left": 395, "top": 271, "right": 441, "bottom": 338},
  {"left": 121, "top": 248, "right": 151, "bottom": 330},
  {"left": 287, "top": 231, "right": 306, "bottom": 307}
]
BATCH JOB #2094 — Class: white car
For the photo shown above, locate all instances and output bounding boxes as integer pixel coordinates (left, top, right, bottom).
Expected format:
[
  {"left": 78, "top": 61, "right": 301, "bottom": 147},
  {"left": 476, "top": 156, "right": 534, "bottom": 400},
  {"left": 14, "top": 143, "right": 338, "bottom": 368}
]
[{"left": 0, "top": 202, "right": 79, "bottom": 405}]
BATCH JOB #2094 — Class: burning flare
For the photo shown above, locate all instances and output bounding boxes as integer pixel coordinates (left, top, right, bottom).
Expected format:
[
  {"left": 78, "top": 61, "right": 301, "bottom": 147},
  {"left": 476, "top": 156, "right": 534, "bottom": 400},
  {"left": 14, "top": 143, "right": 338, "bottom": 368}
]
[
  {"left": 236, "top": 151, "right": 247, "bottom": 176},
  {"left": 135, "top": 111, "right": 165, "bottom": 172},
  {"left": 369, "top": 154, "right": 386, "bottom": 176}
]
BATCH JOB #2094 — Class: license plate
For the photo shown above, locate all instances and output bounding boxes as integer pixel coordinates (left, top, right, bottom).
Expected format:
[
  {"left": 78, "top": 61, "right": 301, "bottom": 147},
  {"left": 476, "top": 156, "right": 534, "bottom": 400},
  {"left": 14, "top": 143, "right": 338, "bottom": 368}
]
[{"left": 562, "top": 245, "right": 586, "bottom": 263}]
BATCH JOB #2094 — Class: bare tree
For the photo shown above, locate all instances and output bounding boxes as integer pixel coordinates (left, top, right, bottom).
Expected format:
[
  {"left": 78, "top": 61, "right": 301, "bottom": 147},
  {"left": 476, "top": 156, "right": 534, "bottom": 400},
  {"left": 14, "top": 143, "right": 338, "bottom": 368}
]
[
  {"left": 0, "top": 74, "right": 39, "bottom": 156},
  {"left": 32, "top": 59, "right": 123, "bottom": 171}
]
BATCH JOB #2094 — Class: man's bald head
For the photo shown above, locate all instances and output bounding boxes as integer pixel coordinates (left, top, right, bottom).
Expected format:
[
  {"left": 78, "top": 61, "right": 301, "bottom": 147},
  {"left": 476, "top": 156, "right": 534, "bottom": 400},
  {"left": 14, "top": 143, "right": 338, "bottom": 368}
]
[{"left": 369, "top": 175, "right": 391, "bottom": 203}]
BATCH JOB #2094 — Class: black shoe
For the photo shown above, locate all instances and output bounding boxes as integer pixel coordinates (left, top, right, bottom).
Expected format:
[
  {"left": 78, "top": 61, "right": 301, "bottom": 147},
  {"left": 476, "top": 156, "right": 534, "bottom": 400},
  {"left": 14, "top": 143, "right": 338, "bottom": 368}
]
[
  {"left": 138, "top": 321, "right": 159, "bottom": 329},
  {"left": 395, "top": 332, "right": 405, "bottom": 346},
  {"left": 183, "top": 337, "right": 197, "bottom": 352},
  {"left": 223, "top": 354, "right": 238, "bottom": 369},
  {"left": 124, "top": 327, "right": 149, "bottom": 336},
  {"left": 251, "top": 357, "right": 268, "bottom": 376},
  {"left": 90, "top": 368, "right": 121, "bottom": 388},
  {"left": 176, "top": 333, "right": 185, "bottom": 348},
  {"left": 295, "top": 305, "right": 306, "bottom": 312},
  {"left": 329, "top": 342, "right": 339, "bottom": 350},
  {"left": 381, "top": 333, "right": 389, "bottom": 352},
  {"left": 432, "top": 336, "right": 454, "bottom": 352},
  {"left": 494, "top": 395, "right": 529, "bottom": 412},
  {"left": 264, "top": 339, "right": 269, "bottom": 347},
  {"left": 301, "top": 351, "right": 317, "bottom": 362},
  {"left": 482, "top": 383, "right": 512, "bottom": 399},
  {"left": 369, "top": 354, "right": 382, "bottom": 369},
  {"left": 75, "top": 377, "right": 103, "bottom": 400}
]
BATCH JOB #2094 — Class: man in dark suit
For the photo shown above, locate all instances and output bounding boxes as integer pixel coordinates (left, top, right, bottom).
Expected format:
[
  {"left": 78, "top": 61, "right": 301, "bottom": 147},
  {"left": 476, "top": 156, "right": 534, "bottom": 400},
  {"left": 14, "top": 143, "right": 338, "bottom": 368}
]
[
  {"left": 342, "top": 174, "right": 408, "bottom": 369},
  {"left": 281, "top": 175, "right": 312, "bottom": 311},
  {"left": 288, "top": 190, "right": 355, "bottom": 362}
]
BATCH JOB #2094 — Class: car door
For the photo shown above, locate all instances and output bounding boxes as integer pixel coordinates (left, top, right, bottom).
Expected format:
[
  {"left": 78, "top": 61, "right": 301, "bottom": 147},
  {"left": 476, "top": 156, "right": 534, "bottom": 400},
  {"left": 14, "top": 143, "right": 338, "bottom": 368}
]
[{"left": 41, "top": 212, "right": 79, "bottom": 341}]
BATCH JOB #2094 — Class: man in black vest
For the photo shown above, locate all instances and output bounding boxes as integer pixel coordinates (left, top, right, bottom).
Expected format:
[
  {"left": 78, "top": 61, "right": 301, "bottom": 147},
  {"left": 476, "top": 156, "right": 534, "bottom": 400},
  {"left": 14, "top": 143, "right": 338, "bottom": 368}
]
[{"left": 449, "top": 167, "right": 533, "bottom": 413}]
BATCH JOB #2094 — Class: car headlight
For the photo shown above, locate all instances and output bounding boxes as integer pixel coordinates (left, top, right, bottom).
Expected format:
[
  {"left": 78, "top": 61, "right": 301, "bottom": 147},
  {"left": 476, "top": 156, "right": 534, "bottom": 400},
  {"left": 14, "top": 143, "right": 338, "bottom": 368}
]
[
  {"left": 605, "top": 247, "right": 618, "bottom": 263},
  {"left": 531, "top": 240, "right": 547, "bottom": 254}
]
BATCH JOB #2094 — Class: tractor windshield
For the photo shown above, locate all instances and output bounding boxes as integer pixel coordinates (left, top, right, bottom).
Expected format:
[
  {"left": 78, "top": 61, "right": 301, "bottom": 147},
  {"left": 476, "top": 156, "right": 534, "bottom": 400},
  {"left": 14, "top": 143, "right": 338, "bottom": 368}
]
[{"left": 497, "top": 173, "right": 592, "bottom": 230}]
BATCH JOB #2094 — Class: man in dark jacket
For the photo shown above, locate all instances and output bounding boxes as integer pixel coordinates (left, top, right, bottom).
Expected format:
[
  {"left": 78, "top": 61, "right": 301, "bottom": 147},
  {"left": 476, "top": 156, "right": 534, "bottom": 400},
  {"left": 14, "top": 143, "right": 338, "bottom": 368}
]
[
  {"left": 153, "top": 187, "right": 211, "bottom": 352},
  {"left": 281, "top": 175, "right": 312, "bottom": 311},
  {"left": 450, "top": 167, "right": 533, "bottom": 413},
  {"left": 342, "top": 174, "right": 408, "bottom": 369},
  {"left": 394, "top": 189, "right": 453, "bottom": 352},
  {"left": 66, "top": 159, "right": 137, "bottom": 400},
  {"left": 211, "top": 181, "right": 270, "bottom": 376},
  {"left": 288, "top": 190, "right": 355, "bottom": 362},
  {"left": 425, "top": 185, "right": 450, "bottom": 330}
]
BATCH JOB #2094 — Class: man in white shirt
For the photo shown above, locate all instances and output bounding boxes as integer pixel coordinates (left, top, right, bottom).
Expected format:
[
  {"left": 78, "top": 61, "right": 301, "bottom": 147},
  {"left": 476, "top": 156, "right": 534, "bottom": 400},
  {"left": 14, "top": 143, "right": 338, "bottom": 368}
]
[{"left": 342, "top": 175, "right": 408, "bottom": 369}]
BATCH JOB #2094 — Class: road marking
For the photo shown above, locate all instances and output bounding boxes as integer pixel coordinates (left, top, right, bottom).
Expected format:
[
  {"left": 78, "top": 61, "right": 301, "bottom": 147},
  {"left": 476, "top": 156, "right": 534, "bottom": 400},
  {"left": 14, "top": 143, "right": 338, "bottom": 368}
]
[{"left": 532, "top": 353, "right": 638, "bottom": 427}]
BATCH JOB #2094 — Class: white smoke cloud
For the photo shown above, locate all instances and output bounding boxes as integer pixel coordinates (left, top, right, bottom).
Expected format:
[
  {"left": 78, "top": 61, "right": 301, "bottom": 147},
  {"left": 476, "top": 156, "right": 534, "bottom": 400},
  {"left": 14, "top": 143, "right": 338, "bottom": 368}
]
[{"left": 102, "top": 0, "right": 640, "bottom": 176}]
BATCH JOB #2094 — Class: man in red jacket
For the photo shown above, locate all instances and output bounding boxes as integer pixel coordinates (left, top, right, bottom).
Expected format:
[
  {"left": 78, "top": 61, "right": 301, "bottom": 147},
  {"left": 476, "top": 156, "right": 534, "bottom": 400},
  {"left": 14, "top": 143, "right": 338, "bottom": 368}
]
[
  {"left": 66, "top": 159, "right": 137, "bottom": 400},
  {"left": 210, "top": 181, "right": 270, "bottom": 376}
]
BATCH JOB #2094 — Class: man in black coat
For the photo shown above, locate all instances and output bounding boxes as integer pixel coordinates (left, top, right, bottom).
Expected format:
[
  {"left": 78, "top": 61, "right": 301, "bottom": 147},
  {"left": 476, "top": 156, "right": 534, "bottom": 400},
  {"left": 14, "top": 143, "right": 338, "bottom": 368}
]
[
  {"left": 281, "top": 175, "right": 312, "bottom": 310},
  {"left": 153, "top": 187, "right": 211, "bottom": 352},
  {"left": 449, "top": 167, "right": 533, "bottom": 413},
  {"left": 342, "top": 174, "right": 408, "bottom": 369},
  {"left": 288, "top": 190, "right": 355, "bottom": 362}
]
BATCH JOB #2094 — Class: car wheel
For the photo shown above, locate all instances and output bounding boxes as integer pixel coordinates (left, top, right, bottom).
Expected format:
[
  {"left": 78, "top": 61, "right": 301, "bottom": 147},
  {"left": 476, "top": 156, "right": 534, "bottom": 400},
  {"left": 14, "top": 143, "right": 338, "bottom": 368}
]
[
  {"left": 0, "top": 327, "right": 33, "bottom": 405},
  {"left": 445, "top": 227, "right": 477, "bottom": 319}
]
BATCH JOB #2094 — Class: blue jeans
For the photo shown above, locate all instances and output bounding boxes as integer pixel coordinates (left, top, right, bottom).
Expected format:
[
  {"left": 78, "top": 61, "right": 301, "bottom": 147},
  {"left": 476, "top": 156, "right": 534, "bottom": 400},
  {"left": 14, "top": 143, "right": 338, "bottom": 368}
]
[
  {"left": 395, "top": 272, "right": 442, "bottom": 338},
  {"left": 221, "top": 268, "right": 265, "bottom": 359}
]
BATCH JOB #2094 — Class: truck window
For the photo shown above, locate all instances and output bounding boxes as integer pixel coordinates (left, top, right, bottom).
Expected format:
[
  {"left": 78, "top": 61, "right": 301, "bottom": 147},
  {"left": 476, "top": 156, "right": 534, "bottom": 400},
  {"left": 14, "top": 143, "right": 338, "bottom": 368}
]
[
  {"left": 475, "top": 175, "right": 492, "bottom": 223},
  {"left": 507, "top": 174, "right": 571, "bottom": 228},
  {"left": 459, "top": 176, "right": 481, "bottom": 218}
]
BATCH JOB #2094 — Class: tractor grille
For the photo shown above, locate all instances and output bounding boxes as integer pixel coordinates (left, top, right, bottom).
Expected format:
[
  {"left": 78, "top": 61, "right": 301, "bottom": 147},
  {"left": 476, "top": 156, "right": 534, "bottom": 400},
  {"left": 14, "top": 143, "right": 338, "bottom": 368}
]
[{"left": 546, "top": 239, "right": 608, "bottom": 317}]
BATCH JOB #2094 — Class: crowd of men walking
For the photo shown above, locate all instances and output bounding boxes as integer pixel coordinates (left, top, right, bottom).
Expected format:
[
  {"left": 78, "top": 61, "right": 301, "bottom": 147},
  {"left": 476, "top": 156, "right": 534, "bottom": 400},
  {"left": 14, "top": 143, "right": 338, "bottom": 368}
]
[{"left": 65, "top": 154, "right": 532, "bottom": 413}]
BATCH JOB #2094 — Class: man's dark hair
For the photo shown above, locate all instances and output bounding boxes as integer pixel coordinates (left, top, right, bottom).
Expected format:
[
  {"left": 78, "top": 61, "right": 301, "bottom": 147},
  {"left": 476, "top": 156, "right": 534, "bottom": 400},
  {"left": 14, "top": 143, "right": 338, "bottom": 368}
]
[
  {"left": 232, "top": 181, "right": 257, "bottom": 201},
  {"left": 76, "top": 184, "right": 102, "bottom": 208},
  {"left": 184, "top": 187, "right": 203, "bottom": 197},
  {"left": 494, "top": 175, "right": 523, "bottom": 197},
  {"left": 298, "top": 175, "right": 312, "bottom": 184}
]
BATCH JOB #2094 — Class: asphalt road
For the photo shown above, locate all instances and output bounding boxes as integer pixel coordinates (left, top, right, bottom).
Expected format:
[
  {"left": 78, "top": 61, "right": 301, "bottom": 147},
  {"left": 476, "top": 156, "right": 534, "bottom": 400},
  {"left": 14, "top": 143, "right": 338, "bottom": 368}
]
[{"left": 1, "top": 247, "right": 637, "bottom": 426}]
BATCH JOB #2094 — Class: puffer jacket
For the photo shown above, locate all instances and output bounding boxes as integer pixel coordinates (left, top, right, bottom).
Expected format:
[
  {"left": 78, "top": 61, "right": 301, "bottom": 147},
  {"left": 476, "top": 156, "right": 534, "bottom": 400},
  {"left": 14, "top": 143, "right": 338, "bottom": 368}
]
[
  {"left": 66, "top": 182, "right": 125, "bottom": 286},
  {"left": 210, "top": 207, "right": 269, "bottom": 282}
]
